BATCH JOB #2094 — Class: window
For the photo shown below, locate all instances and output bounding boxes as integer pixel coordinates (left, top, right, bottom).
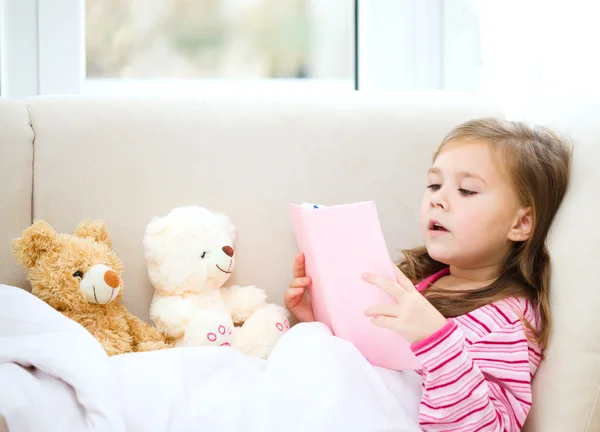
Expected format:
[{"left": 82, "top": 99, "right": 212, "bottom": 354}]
[
  {"left": 84, "top": 0, "right": 355, "bottom": 96},
  {"left": 3, "top": 0, "right": 598, "bottom": 108}
]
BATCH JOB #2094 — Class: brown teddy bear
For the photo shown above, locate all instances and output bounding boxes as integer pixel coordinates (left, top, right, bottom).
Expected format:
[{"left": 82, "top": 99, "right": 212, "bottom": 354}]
[{"left": 13, "top": 219, "right": 171, "bottom": 356}]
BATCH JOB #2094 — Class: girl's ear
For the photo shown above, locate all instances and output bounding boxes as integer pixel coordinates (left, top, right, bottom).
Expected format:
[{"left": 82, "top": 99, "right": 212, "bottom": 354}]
[{"left": 508, "top": 207, "right": 533, "bottom": 242}]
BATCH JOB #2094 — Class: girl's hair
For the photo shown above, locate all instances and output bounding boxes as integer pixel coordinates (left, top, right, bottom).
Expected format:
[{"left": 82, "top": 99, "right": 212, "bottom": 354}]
[{"left": 400, "top": 117, "right": 572, "bottom": 350}]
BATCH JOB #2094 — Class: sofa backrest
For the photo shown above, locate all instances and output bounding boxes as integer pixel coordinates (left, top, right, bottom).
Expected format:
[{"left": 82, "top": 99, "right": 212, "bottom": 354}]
[
  {"left": 515, "top": 93, "right": 600, "bottom": 432},
  {"left": 13, "top": 93, "right": 497, "bottom": 319}
]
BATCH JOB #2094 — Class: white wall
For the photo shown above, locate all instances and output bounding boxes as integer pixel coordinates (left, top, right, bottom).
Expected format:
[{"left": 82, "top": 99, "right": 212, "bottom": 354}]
[{"left": 0, "top": 0, "right": 85, "bottom": 98}]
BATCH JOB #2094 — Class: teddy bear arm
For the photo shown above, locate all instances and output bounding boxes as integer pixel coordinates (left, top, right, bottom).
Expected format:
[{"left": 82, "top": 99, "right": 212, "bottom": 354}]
[
  {"left": 220, "top": 285, "right": 268, "bottom": 324},
  {"left": 60, "top": 309, "right": 102, "bottom": 344},
  {"left": 123, "top": 310, "right": 170, "bottom": 351},
  {"left": 61, "top": 309, "right": 133, "bottom": 356},
  {"left": 150, "top": 295, "right": 197, "bottom": 339}
]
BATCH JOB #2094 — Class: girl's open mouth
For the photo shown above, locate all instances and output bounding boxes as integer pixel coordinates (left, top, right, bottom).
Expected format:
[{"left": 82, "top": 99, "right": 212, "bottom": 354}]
[{"left": 428, "top": 219, "right": 449, "bottom": 232}]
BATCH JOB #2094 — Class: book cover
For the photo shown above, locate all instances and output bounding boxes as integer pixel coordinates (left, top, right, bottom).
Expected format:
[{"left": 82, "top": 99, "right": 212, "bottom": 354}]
[{"left": 290, "top": 201, "right": 421, "bottom": 370}]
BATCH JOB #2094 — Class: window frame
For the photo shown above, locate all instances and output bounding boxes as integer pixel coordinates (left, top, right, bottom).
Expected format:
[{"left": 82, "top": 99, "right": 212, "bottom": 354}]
[{"left": 0, "top": 0, "right": 453, "bottom": 97}]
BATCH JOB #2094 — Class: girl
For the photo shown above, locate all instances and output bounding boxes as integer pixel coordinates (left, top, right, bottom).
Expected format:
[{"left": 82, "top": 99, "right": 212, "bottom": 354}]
[{"left": 285, "top": 117, "right": 572, "bottom": 431}]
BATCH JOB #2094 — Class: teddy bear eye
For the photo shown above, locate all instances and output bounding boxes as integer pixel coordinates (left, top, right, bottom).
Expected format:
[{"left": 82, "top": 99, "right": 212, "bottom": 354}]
[
  {"left": 200, "top": 252, "right": 207, "bottom": 259},
  {"left": 73, "top": 270, "right": 84, "bottom": 278}
]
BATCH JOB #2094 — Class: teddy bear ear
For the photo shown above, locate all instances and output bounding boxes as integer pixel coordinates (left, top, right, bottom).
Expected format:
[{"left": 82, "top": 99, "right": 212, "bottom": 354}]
[
  {"left": 144, "top": 216, "right": 169, "bottom": 237},
  {"left": 12, "top": 220, "right": 59, "bottom": 269},
  {"left": 226, "top": 218, "right": 236, "bottom": 243},
  {"left": 143, "top": 216, "right": 170, "bottom": 260},
  {"left": 74, "top": 219, "right": 112, "bottom": 247},
  {"left": 215, "top": 212, "right": 236, "bottom": 242}
]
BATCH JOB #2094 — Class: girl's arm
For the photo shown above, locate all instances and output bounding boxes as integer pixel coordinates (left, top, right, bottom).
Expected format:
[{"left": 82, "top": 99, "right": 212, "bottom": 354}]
[{"left": 411, "top": 318, "right": 537, "bottom": 432}]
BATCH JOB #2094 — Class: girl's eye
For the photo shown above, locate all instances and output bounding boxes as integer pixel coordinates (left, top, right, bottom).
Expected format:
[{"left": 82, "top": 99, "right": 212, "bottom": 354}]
[
  {"left": 459, "top": 188, "right": 477, "bottom": 196},
  {"left": 73, "top": 270, "right": 84, "bottom": 278},
  {"left": 426, "top": 184, "right": 441, "bottom": 191}
]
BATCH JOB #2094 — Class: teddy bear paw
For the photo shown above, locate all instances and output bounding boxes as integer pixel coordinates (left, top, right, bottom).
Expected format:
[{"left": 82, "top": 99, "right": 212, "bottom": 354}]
[
  {"left": 136, "top": 340, "right": 169, "bottom": 352},
  {"left": 183, "top": 311, "right": 234, "bottom": 348},
  {"left": 204, "top": 323, "right": 234, "bottom": 347},
  {"left": 275, "top": 318, "right": 290, "bottom": 333},
  {"left": 234, "top": 304, "right": 290, "bottom": 358}
]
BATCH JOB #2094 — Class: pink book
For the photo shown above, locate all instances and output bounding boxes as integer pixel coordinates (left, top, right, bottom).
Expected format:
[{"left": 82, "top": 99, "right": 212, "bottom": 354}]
[{"left": 290, "top": 201, "right": 421, "bottom": 370}]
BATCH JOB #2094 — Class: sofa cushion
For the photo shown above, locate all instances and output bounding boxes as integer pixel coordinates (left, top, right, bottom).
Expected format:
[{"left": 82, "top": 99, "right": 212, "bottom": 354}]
[{"left": 0, "top": 99, "right": 34, "bottom": 289}]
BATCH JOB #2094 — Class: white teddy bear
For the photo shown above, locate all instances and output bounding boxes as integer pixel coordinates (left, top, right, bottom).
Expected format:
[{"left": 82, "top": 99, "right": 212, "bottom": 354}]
[{"left": 143, "top": 205, "right": 290, "bottom": 359}]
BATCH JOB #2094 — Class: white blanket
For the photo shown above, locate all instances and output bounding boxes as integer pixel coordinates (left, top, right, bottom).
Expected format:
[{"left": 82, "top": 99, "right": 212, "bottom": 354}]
[{"left": 0, "top": 284, "right": 422, "bottom": 432}]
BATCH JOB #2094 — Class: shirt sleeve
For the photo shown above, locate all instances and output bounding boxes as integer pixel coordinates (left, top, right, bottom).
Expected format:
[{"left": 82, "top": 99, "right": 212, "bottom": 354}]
[{"left": 410, "top": 319, "right": 535, "bottom": 431}]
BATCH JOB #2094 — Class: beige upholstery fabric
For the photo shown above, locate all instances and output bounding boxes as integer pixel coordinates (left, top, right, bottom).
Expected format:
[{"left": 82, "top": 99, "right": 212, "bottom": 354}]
[
  {"left": 517, "top": 95, "right": 600, "bottom": 431},
  {"left": 0, "top": 92, "right": 597, "bottom": 430},
  {"left": 0, "top": 99, "right": 33, "bottom": 289},
  {"left": 25, "top": 93, "right": 500, "bottom": 322}
]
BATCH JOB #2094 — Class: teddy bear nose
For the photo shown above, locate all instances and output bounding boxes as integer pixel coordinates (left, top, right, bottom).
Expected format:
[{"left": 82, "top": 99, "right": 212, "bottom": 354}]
[
  {"left": 222, "top": 246, "right": 234, "bottom": 257},
  {"left": 104, "top": 270, "right": 120, "bottom": 289}
]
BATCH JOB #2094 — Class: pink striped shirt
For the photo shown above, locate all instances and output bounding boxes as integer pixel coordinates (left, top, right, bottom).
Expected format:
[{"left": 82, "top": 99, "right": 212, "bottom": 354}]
[{"left": 411, "top": 268, "right": 541, "bottom": 431}]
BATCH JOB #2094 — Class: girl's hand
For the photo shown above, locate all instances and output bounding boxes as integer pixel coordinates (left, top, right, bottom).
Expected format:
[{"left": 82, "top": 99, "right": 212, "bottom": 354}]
[
  {"left": 284, "top": 253, "right": 315, "bottom": 322},
  {"left": 363, "top": 265, "right": 447, "bottom": 344}
]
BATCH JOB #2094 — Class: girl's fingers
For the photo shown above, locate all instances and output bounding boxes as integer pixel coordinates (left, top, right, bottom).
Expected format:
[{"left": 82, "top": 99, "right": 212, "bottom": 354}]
[
  {"left": 364, "top": 303, "right": 398, "bottom": 318},
  {"left": 289, "top": 276, "right": 311, "bottom": 288},
  {"left": 284, "top": 287, "right": 304, "bottom": 306},
  {"left": 369, "top": 315, "right": 395, "bottom": 330},
  {"left": 286, "top": 287, "right": 304, "bottom": 296},
  {"left": 362, "top": 273, "right": 403, "bottom": 302},
  {"left": 293, "top": 253, "right": 306, "bottom": 279},
  {"left": 392, "top": 264, "right": 417, "bottom": 292}
]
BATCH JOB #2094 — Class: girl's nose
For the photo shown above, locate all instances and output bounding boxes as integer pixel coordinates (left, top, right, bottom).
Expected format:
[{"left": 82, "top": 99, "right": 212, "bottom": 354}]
[{"left": 430, "top": 190, "right": 448, "bottom": 210}]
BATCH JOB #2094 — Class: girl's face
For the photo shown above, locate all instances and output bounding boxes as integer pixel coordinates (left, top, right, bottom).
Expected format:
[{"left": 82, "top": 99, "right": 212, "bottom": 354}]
[{"left": 420, "top": 140, "right": 532, "bottom": 271}]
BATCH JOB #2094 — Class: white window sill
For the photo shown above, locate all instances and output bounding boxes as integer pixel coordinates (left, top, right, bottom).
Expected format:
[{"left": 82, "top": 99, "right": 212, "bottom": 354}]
[{"left": 83, "top": 78, "right": 355, "bottom": 100}]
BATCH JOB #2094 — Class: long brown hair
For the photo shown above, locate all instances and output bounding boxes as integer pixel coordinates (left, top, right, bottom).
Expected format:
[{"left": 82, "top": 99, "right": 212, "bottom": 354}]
[{"left": 399, "top": 117, "right": 572, "bottom": 349}]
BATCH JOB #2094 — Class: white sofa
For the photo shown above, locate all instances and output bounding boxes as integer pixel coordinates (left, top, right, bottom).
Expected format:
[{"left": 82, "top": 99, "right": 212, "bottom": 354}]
[{"left": 0, "top": 92, "right": 598, "bottom": 431}]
